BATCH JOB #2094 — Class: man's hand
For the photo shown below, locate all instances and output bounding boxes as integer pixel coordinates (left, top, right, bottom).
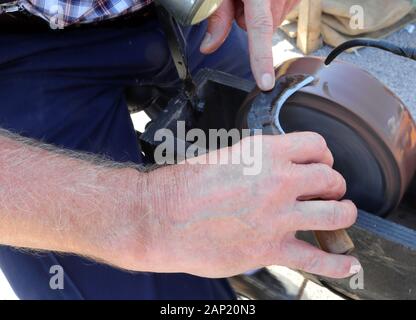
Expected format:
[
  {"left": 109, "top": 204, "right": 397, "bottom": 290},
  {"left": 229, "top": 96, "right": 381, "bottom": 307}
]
[
  {"left": 116, "top": 133, "right": 360, "bottom": 279},
  {"left": 200, "top": 0, "right": 299, "bottom": 91},
  {"left": 0, "top": 129, "right": 359, "bottom": 279}
]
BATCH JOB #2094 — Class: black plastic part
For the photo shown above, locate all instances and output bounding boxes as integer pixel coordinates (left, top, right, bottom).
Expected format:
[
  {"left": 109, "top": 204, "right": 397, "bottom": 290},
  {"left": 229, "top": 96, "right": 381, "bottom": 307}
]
[{"left": 139, "top": 69, "right": 253, "bottom": 162}]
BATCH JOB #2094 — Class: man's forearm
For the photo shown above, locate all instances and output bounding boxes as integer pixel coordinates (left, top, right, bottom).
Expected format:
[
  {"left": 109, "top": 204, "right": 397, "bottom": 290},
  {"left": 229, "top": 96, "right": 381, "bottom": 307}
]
[
  {"left": 0, "top": 129, "right": 150, "bottom": 265},
  {"left": 0, "top": 128, "right": 361, "bottom": 279}
]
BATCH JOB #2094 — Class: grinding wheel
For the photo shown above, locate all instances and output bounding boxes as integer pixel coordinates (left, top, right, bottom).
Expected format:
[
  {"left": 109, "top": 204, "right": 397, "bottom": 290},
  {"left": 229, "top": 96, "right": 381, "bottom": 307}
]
[{"left": 237, "top": 57, "right": 416, "bottom": 216}]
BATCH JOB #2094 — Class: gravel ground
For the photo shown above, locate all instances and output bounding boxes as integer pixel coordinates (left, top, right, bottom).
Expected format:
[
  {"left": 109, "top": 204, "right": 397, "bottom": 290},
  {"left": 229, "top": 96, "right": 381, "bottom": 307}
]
[{"left": 273, "top": 26, "right": 416, "bottom": 117}]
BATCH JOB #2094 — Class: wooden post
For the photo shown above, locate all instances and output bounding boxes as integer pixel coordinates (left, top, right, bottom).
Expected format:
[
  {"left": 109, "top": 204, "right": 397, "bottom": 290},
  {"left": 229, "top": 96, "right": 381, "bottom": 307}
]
[{"left": 297, "top": 0, "right": 322, "bottom": 54}]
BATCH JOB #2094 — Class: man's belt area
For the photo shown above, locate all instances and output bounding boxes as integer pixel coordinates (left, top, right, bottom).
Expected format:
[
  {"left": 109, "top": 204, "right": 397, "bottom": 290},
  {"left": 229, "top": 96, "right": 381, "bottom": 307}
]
[{"left": 0, "top": 1, "right": 157, "bottom": 32}]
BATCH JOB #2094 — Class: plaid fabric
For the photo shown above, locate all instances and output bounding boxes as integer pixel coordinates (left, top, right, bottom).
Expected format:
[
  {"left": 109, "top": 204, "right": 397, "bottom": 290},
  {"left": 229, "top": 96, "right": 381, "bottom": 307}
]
[{"left": 21, "top": 0, "right": 153, "bottom": 27}]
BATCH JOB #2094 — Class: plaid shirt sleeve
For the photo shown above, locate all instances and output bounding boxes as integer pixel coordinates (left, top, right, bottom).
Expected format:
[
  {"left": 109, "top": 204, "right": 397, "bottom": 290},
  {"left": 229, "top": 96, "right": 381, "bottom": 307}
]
[{"left": 21, "top": 0, "right": 153, "bottom": 28}]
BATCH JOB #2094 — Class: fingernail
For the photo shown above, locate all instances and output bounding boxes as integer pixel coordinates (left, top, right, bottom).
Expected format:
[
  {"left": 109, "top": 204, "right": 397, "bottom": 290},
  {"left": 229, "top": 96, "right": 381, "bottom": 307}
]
[
  {"left": 349, "top": 261, "right": 362, "bottom": 275},
  {"left": 201, "top": 33, "right": 212, "bottom": 50},
  {"left": 261, "top": 73, "right": 274, "bottom": 91}
]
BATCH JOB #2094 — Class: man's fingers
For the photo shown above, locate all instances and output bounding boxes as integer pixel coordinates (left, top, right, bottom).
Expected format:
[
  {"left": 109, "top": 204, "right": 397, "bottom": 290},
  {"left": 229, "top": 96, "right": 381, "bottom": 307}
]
[
  {"left": 200, "top": 0, "right": 235, "bottom": 54},
  {"left": 293, "top": 163, "right": 346, "bottom": 200},
  {"left": 289, "top": 200, "right": 357, "bottom": 231},
  {"left": 281, "top": 239, "right": 361, "bottom": 279},
  {"left": 270, "top": 0, "right": 286, "bottom": 28},
  {"left": 277, "top": 132, "right": 334, "bottom": 167},
  {"left": 243, "top": 0, "right": 275, "bottom": 91}
]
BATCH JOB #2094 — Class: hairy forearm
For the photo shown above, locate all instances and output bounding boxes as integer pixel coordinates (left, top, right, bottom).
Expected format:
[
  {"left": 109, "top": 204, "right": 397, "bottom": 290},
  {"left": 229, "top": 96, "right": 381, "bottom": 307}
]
[
  {"left": 0, "top": 129, "right": 151, "bottom": 265},
  {"left": 0, "top": 128, "right": 361, "bottom": 279}
]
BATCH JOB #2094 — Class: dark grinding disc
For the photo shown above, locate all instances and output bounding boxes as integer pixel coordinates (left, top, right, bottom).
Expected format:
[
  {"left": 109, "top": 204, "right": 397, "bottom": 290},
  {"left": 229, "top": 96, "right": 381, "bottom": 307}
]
[
  {"left": 237, "top": 73, "right": 404, "bottom": 217},
  {"left": 279, "top": 94, "right": 401, "bottom": 216}
]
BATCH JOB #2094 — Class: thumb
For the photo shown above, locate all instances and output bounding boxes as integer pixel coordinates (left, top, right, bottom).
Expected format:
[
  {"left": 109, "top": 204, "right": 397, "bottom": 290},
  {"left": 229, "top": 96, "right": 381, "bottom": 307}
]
[{"left": 200, "top": 0, "right": 235, "bottom": 54}]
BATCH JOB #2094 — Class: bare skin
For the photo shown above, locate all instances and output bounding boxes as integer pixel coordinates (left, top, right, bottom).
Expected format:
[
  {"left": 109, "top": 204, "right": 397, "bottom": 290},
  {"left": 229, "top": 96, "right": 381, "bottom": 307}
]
[
  {"left": 200, "top": 0, "right": 300, "bottom": 91},
  {"left": 0, "top": 130, "right": 360, "bottom": 279}
]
